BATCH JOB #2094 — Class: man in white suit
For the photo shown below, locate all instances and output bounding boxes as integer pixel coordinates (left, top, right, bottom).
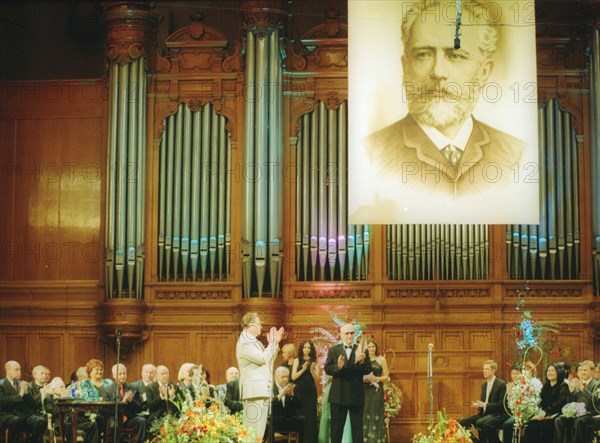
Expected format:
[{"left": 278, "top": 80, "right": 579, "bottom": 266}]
[{"left": 236, "top": 312, "right": 284, "bottom": 441}]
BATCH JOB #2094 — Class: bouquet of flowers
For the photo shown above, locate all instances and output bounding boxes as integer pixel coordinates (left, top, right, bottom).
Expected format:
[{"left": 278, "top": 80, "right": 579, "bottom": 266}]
[
  {"left": 561, "top": 402, "right": 587, "bottom": 418},
  {"left": 412, "top": 409, "right": 473, "bottom": 443},
  {"left": 149, "top": 390, "right": 256, "bottom": 443},
  {"left": 383, "top": 380, "right": 403, "bottom": 426},
  {"left": 507, "top": 370, "right": 541, "bottom": 434}
]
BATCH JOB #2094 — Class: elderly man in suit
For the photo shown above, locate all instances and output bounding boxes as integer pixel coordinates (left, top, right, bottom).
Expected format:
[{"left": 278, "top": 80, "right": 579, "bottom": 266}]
[
  {"left": 324, "top": 323, "right": 372, "bottom": 443},
  {"left": 271, "top": 366, "right": 305, "bottom": 442},
  {"left": 459, "top": 360, "right": 508, "bottom": 443},
  {"left": 236, "top": 312, "right": 284, "bottom": 441},
  {"left": 108, "top": 364, "right": 146, "bottom": 443},
  {"left": 0, "top": 360, "right": 46, "bottom": 443}
]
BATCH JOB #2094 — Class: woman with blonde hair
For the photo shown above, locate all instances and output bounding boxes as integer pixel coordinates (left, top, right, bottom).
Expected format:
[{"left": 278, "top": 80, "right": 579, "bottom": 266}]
[{"left": 281, "top": 343, "right": 297, "bottom": 373}]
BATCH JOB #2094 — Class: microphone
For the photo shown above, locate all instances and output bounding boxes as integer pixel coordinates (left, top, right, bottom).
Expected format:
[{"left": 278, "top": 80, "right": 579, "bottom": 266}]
[
  {"left": 428, "top": 343, "right": 433, "bottom": 352},
  {"left": 454, "top": 38, "right": 461, "bottom": 50},
  {"left": 116, "top": 328, "right": 123, "bottom": 341}
]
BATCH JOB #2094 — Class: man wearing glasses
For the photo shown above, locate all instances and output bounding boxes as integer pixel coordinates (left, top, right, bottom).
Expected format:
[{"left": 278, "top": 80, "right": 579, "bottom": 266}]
[{"left": 324, "top": 323, "right": 372, "bottom": 443}]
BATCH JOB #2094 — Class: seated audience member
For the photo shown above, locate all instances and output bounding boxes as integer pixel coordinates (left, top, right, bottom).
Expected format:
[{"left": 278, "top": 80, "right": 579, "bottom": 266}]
[
  {"left": 107, "top": 364, "right": 146, "bottom": 443},
  {"left": 28, "top": 365, "right": 51, "bottom": 415},
  {"left": 0, "top": 360, "right": 46, "bottom": 443},
  {"left": 130, "top": 363, "right": 156, "bottom": 417},
  {"left": 522, "top": 363, "right": 569, "bottom": 443},
  {"left": 224, "top": 377, "right": 243, "bottom": 414},
  {"left": 215, "top": 367, "right": 239, "bottom": 400},
  {"left": 189, "top": 365, "right": 215, "bottom": 399},
  {"left": 146, "top": 365, "right": 180, "bottom": 434},
  {"left": 177, "top": 363, "right": 194, "bottom": 390},
  {"left": 67, "top": 366, "right": 90, "bottom": 396},
  {"left": 553, "top": 360, "right": 598, "bottom": 443},
  {"left": 459, "top": 360, "right": 507, "bottom": 443},
  {"left": 501, "top": 364, "right": 523, "bottom": 443},
  {"left": 42, "top": 377, "right": 99, "bottom": 443},
  {"left": 271, "top": 366, "right": 305, "bottom": 443},
  {"left": 80, "top": 359, "right": 113, "bottom": 401}
]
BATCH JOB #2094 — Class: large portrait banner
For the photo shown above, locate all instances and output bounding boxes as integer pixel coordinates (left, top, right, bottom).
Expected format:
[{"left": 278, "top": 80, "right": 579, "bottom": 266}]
[{"left": 348, "top": 0, "right": 539, "bottom": 225}]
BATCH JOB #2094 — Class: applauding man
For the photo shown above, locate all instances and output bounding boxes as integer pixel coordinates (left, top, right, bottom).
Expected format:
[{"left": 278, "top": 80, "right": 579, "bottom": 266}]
[
  {"left": 236, "top": 312, "right": 284, "bottom": 441},
  {"left": 325, "top": 324, "right": 372, "bottom": 443}
]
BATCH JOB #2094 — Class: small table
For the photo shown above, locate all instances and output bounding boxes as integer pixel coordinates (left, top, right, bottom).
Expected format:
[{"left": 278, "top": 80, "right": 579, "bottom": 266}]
[{"left": 54, "top": 399, "right": 126, "bottom": 443}]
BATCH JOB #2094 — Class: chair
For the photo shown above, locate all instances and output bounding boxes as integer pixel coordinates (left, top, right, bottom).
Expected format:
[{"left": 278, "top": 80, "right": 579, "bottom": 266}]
[
  {"left": 273, "top": 430, "right": 299, "bottom": 443},
  {"left": 120, "top": 427, "right": 139, "bottom": 443}
]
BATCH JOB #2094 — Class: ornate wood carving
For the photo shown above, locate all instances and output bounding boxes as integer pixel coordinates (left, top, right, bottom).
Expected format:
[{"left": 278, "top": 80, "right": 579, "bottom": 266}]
[
  {"left": 286, "top": 7, "right": 348, "bottom": 139},
  {"left": 293, "top": 288, "right": 370, "bottom": 300},
  {"left": 386, "top": 288, "right": 490, "bottom": 298},
  {"left": 155, "top": 290, "right": 233, "bottom": 301},
  {"left": 102, "top": 2, "right": 162, "bottom": 65},
  {"left": 151, "top": 13, "right": 241, "bottom": 141},
  {"left": 242, "top": 1, "right": 287, "bottom": 36},
  {"left": 100, "top": 298, "right": 148, "bottom": 359},
  {"left": 505, "top": 288, "right": 583, "bottom": 298}
]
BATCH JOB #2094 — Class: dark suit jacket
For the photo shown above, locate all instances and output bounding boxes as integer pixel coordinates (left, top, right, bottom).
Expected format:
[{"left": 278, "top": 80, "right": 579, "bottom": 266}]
[
  {"left": 146, "top": 381, "right": 181, "bottom": 424},
  {"left": 28, "top": 382, "right": 45, "bottom": 414},
  {"left": 224, "top": 379, "right": 243, "bottom": 413},
  {"left": 353, "top": 115, "right": 530, "bottom": 223},
  {"left": 570, "top": 378, "right": 599, "bottom": 411},
  {"left": 271, "top": 384, "right": 302, "bottom": 423},
  {"left": 105, "top": 381, "right": 143, "bottom": 419},
  {"left": 366, "top": 115, "right": 527, "bottom": 194},
  {"left": 324, "top": 343, "right": 372, "bottom": 407},
  {"left": 478, "top": 377, "right": 507, "bottom": 416},
  {"left": 0, "top": 378, "right": 38, "bottom": 421}
]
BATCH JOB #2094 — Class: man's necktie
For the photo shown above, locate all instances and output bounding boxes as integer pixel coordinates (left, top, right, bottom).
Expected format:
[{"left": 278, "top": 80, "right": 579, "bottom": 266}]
[
  {"left": 119, "top": 384, "right": 125, "bottom": 399},
  {"left": 442, "top": 144, "right": 462, "bottom": 165},
  {"left": 13, "top": 381, "right": 18, "bottom": 392}
]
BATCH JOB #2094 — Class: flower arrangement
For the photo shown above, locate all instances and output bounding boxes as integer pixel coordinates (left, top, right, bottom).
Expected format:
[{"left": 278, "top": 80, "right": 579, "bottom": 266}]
[
  {"left": 412, "top": 409, "right": 473, "bottom": 443},
  {"left": 507, "top": 369, "right": 541, "bottom": 435},
  {"left": 149, "top": 390, "right": 256, "bottom": 443},
  {"left": 383, "top": 380, "right": 403, "bottom": 426},
  {"left": 561, "top": 402, "right": 587, "bottom": 418}
]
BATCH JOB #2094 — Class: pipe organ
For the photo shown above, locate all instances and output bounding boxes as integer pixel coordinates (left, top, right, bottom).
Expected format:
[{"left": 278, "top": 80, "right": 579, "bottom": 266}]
[
  {"left": 507, "top": 99, "right": 580, "bottom": 280},
  {"left": 157, "top": 103, "right": 232, "bottom": 282},
  {"left": 295, "top": 101, "right": 370, "bottom": 281}
]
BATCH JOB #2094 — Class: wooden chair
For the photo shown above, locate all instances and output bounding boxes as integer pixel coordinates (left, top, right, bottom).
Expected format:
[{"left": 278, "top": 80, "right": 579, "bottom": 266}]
[{"left": 273, "top": 430, "right": 299, "bottom": 443}]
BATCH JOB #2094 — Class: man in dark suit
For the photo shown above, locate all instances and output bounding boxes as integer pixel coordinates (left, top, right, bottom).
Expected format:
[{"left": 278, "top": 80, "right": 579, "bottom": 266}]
[
  {"left": 459, "top": 360, "right": 508, "bottom": 443},
  {"left": 129, "top": 363, "right": 156, "bottom": 420},
  {"left": 107, "top": 364, "right": 146, "bottom": 443},
  {"left": 324, "top": 323, "right": 372, "bottom": 443},
  {"left": 146, "top": 365, "right": 180, "bottom": 435},
  {"left": 270, "top": 366, "right": 305, "bottom": 443},
  {"left": 554, "top": 360, "right": 599, "bottom": 443},
  {"left": 224, "top": 378, "right": 243, "bottom": 413},
  {"left": 28, "top": 365, "right": 50, "bottom": 415},
  {"left": 0, "top": 360, "right": 46, "bottom": 443}
]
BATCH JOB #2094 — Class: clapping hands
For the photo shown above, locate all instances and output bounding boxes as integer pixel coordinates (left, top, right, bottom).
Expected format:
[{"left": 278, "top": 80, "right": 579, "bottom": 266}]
[{"left": 267, "top": 326, "right": 285, "bottom": 345}]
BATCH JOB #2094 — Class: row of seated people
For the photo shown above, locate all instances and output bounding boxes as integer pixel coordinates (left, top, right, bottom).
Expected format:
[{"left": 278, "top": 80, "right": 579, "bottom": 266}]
[
  {"left": 0, "top": 359, "right": 242, "bottom": 443},
  {"left": 459, "top": 359, "right": 600, "bottom": 443}
]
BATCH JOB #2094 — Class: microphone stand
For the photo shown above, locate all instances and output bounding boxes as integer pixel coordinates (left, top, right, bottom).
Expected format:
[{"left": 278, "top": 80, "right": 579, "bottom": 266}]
[
  {"left": 427, "top": 344, "right": 434, "bottom": 428},
  {"left": 113, "top": 328, "right": 122, "bottom": 443}
]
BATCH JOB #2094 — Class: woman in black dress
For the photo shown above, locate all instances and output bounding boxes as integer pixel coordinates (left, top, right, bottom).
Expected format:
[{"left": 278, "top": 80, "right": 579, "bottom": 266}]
[
  {"left": 522, "top": 363, "right": 569, "bottom": 443},
  {"left": 292, "top": 339, "right": 320, "bottom": 443}
]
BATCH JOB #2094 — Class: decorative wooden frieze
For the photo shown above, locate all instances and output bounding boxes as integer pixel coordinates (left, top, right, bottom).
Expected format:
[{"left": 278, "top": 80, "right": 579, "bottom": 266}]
[
  {"left": 102, "top": 2, "right": 161, "bottom": 65},
  {"left": 242, "top": 1, "right": 286, "bottom": 36},
  {"left": 505, "top": 288, "right": 583, "bottom": 298},
  {"left": 155, "top": 290, "right": 233, "bottom": 301},
  {"left": 386, "top": 288, "right": 490, "bottom": 298},
  {"left": 293, "top": 289, "right": 370, "bottom": 299}
]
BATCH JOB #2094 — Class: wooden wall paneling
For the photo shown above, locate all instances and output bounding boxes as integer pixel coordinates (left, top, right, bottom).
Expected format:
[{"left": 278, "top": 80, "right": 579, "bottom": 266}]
[
  {"left": 438, "top": 375, "right": 466, "bottom": 419},
  {"left": 58, "top": 117, "right": 105, "bottom": 281},
  {"left": 0, "top": 119, "right": 16, "bottom": 280},
  {"left": 1, "top": 335, "right": 27, "bottom": 373},
  {"left": 71, "top": 334, "right": 102, "bottom": 379},
  {"left": 35, "top": 334, "right": 64, "bottom": 381},
  {"left": 194, "top": 329, "right": 238, "bottom": 385},
  {"left": 153, "top": 332, "right": 192, "bottom": 378},
  {"left": 11, "top": 118, "right": 61, "bottom": 280}
]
